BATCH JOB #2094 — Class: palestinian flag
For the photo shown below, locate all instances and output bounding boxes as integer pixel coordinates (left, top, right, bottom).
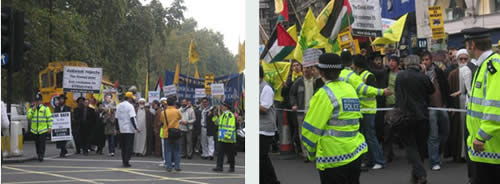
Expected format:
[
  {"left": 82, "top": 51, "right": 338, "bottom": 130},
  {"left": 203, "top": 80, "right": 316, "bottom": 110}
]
[
  {"left": 155, "top": 77, "right": 163, "bottom": 93},
  {"left": 276, "top": 0, "right": 289, "bottom": 21},
  {"left": 260, "top": 23, "right": 296, "bottom": 63},
  {"left": 319, "top": 0, "right": 353, "bottom": 53}
]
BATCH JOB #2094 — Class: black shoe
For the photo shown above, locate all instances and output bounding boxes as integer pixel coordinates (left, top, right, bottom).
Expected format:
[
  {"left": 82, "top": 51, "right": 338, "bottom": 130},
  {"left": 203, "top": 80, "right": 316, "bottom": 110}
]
[
  {"left": 187, "top": 156, "right": 192, "bottom": 160},
  {"left": 209, "top": 156, "right": 214, "bottom": 160},
  {"left": 175, "top": 168, "right": 182, "bottom": 172},
  {"left": 228, "top": 168, "right": 235, "bottom": 172},
  {"left": 75, "top": 151, "right": 81, "bottom": 154},
  {"left": 38, "top": 155, "right": 43, "bottom": 162},
  {"left": 166, "top": 168, "right": 172, "bottom": 172},
  {"left": 181, "top": 155, "right": 187, "bottom": 159},
  {"left": 212, "top": 167, "right": 223, "bottom": 172},
  {"left": 123, "top": 163, "right": 131, "bottom": 167}
]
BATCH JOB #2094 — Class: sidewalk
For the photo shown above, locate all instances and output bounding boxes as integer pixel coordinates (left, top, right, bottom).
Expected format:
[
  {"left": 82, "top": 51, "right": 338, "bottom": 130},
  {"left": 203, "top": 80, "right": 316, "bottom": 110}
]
[{"left": 2, "top": 141, "right": 62, "bottom": 163}]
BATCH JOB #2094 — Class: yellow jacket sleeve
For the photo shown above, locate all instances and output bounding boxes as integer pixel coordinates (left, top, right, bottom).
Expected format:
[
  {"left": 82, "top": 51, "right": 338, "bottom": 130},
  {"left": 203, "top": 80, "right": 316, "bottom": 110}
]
[{"left": 346, "top": 71, "right": 384, "bottom": 97}]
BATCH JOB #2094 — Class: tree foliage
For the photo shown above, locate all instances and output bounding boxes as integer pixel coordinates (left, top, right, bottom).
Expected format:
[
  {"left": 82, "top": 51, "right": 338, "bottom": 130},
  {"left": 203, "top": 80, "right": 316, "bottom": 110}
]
[{"left": 1, "top": 0, "right": 237, "bottom": 102}]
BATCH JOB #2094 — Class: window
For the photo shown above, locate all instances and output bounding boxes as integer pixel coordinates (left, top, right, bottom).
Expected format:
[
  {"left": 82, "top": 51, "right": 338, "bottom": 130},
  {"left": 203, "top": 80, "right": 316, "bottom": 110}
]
[
  {"left": 41, "top": 73, "right": 50, "bottom": 88},
  {"left": 56, "top": 71, "right": 63, "bottom": 88}
]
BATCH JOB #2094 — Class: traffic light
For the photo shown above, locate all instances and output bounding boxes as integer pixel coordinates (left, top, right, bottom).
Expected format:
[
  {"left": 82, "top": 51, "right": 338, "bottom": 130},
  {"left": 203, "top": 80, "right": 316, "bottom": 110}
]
[
  {"left": 12, "top": 10, "right": 31, "bottom": 72},
  {"left": 1, "top": 7, "right": 13, "bottom": 68}
]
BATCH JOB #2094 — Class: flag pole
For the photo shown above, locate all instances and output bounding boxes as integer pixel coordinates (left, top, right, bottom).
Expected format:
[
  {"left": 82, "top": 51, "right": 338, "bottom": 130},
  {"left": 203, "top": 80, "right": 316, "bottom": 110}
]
[
  {"left": 261, "top": 24, "right": 286, "bottom": 84},
  {"left": 288, "top": 0, "right": 302, "bottom": 30}
]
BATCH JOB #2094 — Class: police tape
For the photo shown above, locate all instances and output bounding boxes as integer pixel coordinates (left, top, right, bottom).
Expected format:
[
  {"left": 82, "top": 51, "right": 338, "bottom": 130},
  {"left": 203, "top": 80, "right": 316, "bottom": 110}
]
[{"left": 275, "top": 107, "right": 467, "bottom": 113}]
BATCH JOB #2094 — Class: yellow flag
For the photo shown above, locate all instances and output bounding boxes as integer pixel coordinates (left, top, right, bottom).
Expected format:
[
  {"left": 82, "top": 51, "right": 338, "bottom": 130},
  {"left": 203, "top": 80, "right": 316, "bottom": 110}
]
[
  {"left": 194, "top": 65, "right": 200, "bottom": 78},
  {"left": 173, "top": 63, "right": 180, "bottom": 85},
  {"left": 238, "top": 41, "right": 245, "bottom": 73},
  {"left": 261, "top": 60, "right": 290, "bottom": 102},
  {"left": 294, "top": 8, "right": 330, "bottom": 63},
  {"left": 372, "top": 13, "right": 408, "bottom": 45},
  {"left": 274, "top": 0, "right": 284, "bottom": 13},
  {"left": 316, "top": 0, "right": 335, "bottom": 30},
  {"left": 188, "top": 40, "right": 199, "bottom": 64}
]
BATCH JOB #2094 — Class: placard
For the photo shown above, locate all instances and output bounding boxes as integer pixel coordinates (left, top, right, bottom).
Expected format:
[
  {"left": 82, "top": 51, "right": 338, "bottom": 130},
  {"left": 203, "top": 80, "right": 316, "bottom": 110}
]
[
  {"left": 148, "top": 91, "right": 160, "bottom": 103},
  {"left": 63, "top": 66, "right": 103, "bottom": 93},
  {"left": 351, "top": 0, "right": 382, "bottom": 37},
  {"left": 51, "top": 112, "right": 72, "bottom": 142},
  {"left": 428, "top": 6, "right": 445, "bottom": 40},
  {"left": 195, "top": 88, "right": 206, "bottom": 98},
  {"left": 163, "top": 85, "right": 177, "bottom": 97},
  {"left": 211, "top": 83, "right": 225, "bottom": 96}
]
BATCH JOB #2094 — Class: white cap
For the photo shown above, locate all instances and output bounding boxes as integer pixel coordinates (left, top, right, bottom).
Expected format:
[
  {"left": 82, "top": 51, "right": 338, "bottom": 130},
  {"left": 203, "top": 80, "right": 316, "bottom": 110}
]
[{"left": 455, "top": 49, "right": 469, "bottom": 60}]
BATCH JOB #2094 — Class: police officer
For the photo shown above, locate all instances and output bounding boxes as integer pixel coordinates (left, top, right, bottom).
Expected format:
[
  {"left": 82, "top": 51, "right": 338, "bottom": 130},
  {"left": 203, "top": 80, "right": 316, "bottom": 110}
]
[
  {"left": 302, "top": 53, "right": 367, "bottom": 184},
  {"left": 27, "top": 92, "right": 53, "bottom": 162},
  {"left": 212, "top": 100, "right": 237, "bottom": 173},
  {"left": 461, "top": 27, "right": 500, "bottom": 184}
]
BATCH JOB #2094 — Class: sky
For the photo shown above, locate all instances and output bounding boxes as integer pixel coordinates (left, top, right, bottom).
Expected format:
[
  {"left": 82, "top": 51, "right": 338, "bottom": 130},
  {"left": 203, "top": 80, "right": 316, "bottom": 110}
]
[{"left": 141, "top": 0, "right": 245, "bottom": 55}]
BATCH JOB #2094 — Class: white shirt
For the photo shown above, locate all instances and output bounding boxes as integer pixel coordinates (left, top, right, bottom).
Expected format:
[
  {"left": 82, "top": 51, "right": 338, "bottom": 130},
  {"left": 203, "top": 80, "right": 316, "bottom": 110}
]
[
  {"left": 475, "top": 50, "right": 493, "bottom": 67},
  {"left": 303, "top": 76, "right": 314, "bottom": 110},
  {"left": 179, "top": 106, "right": 196, "bottom": 131},
  {"left": 260, "top": 81, "right": 275, "bottom": 136},
  {"left": 115, "top": 101, "right": 137, "bottom": 133}
]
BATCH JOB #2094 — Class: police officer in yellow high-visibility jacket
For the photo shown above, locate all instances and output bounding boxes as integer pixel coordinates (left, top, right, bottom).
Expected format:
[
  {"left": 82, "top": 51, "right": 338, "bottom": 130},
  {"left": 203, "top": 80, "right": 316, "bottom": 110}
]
[
  {"left": 212, "top": 100, "right": 236, "bottom": 173},
  {"left": 27, "top": 92, "right": 52, "bottom": 162},
  {"left": 461, "top": 27, "right": 500, "bottom": 184},
  {"left": 352, "top": 55, "right": 386, "bottom": 170},
  {"left": 302, "top": 53, "right": 367, "bottom": 184}
]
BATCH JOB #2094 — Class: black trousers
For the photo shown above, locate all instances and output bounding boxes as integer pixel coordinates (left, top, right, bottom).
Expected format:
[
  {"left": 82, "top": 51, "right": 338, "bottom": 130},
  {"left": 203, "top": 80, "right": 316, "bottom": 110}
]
[
  {"left": 120, "top": 133, "right": 134, "bottom": 165},
  {"left": 34, "top": 133, "right": 47, "bottom": 157},
  {"left": 260, "top": 135, "right": 280, "bottom": 184},
  {"left": 216, "top": 142, "right": 235, "bottom": 169},
  {"left": 56, "top": 141, "right": 67, "bottom": 154},
  {"left": 472, "top": 161, "right": 500, "bottom": 184},
  {"left": 318, "top": 156, "right": 361, "bottom": 184},
  {"left": 79, "top": 129, "right": 91, "bottom": 153},
  {"left": 399, "top": 118, "right": 428, "bottom": 179}
]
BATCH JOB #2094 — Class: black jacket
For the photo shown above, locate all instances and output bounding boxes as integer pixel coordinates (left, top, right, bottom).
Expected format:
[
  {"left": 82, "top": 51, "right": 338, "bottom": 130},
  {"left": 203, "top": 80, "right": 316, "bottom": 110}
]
[
  {"left": 395, "top": 67, "right": 435, "bottom": 120},
  {"left": 73, "top": 106, "right": 97, "bottom": 134},
  {"left": 206, "top": 109, "right": 218, "bottom": 137},
  {"left": 369, "top": 66, "right": 390, "bottom": 108},
  {"left": 193, "top": 107, "right": 202, "bottom": 135},
  {"left": 428, "top": 63, "right": 452, "bottom": 107},
  {"left": 289, "top": 76, "right": 317, "bottom": 110}
]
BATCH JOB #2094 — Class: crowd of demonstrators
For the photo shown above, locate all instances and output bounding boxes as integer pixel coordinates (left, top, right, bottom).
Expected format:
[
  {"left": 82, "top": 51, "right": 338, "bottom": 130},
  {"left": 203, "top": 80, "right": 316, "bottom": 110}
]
[{"left": 263, "top": 26, "right": 499, "bottom": 184}]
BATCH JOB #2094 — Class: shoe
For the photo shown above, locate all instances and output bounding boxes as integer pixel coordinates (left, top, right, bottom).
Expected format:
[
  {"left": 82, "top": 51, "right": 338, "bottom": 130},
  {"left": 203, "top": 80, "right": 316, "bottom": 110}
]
[
  {"left": 159, "top": 162, "right": 165, "bottom": 167},
  {"left": 175, "top": 168, "right": 182, "bottom": 172},
  {"left": 83, "top": 152, "right": 89, "bottom": 156},
  {"left": 123, "top": 163, "right": 131, "bottom": 167},
  {"left": 228, "top": 168, "right": 235, "bottom": 172},
  {"left": 212, "top": 167, "right": 223, "bottom": 172},
  {"left": 166, "top": 168, "right": 172, "bottom": 172},
  {"left": 181, "top": 155, "right": 187, "bottom": 159},
  {"left": 372, "top": 164, "right": 384, "bottom": 170},
  {"left": 209, "top": 156, "right": 214, "bottom": 160},
  {"left": 187, "top": 156, "right": 192, "bottom": 160},
  {"left": 38, "top": 155, "right": 43, "bottom": 162},
  {"left": 75, "top": 151, "right": 81, "bottom": 154},
  {"left": 431, "top": 165, "right": 440, "bottom": 171},
  {"left": 415, "top": 177, "right": 427, "bottom": 184},
  {"left": 361, "top": 163, "right": 369, "bottom": 171}
]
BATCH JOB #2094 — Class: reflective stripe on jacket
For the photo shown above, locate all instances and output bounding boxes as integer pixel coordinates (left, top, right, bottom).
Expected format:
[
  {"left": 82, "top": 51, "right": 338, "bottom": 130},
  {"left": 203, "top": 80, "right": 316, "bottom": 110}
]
[
  {"left": 27, "top": 105, "right": 52, "bottom": 134},
  {"left": 302, "top": 81, "right": 367, "bottom": 170},
  {"left": 467, "top": 53, "right": 500, "bottom": 164}
]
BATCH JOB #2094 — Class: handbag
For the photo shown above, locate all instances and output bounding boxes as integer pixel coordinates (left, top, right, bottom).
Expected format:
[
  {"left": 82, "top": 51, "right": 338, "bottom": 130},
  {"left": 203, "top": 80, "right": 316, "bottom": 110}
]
[
  {"left": 384, "top": 107, "right": 411, "bottom": 130},
  {"left": 163, "top": 109, "right": 181, "bottom": 140}
]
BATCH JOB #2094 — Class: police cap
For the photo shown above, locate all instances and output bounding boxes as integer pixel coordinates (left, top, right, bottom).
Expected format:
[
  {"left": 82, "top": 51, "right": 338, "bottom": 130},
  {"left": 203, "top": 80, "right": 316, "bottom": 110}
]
[
  {"left": 318, "top": 53, "right": 343, "bottom": 70},
  {"left": 461, "top": 27, "right": 490, "bottom": 41}
]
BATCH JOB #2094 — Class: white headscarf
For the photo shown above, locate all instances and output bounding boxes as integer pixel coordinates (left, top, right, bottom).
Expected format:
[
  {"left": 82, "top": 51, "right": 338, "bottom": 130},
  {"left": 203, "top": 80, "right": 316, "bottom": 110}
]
[{"left": 455, "top": 49, "right": 469, "bottom": 60}]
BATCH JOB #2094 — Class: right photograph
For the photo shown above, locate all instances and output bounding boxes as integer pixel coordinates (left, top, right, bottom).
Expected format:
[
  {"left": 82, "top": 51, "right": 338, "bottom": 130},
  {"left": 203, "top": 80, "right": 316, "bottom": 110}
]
[{"left": 259, "top": 0, "right": 500, "bottom": 184}]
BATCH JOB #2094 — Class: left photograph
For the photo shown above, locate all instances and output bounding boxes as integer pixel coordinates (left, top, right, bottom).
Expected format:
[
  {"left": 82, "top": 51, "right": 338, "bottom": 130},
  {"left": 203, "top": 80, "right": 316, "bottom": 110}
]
[{"left": 1, "top": 0, "right": 245, "bottom": 183}]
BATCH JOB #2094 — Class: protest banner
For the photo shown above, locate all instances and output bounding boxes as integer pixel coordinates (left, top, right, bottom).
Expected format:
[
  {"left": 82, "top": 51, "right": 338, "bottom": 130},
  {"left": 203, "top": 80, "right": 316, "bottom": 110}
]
[
  {"left": 163, "top": 85, "right": 177, "bottom": 97},
  {"left": 63, "top": 66, "right": 103, "bottom": 93},
  {"left": 51, "top": 112, "right": 72, "bottom": 142},
  {"left": 148, "top": 91, "right": 160, "bottom": 103},
  {"left": 428, "top": 6, "right": 445, "bottom": 40},
  {"left": 195, "top": 88, "right": 206, "bottom": 98},
  {"left": 351, "top": 0, "right": 382, "bottom": 37}
]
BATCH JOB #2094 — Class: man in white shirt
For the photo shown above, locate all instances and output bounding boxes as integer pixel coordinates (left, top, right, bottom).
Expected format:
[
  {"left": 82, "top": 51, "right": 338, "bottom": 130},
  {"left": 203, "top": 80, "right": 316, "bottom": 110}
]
[
  {"left": 259, "top": 65, "right": 280, "bottom": 184},
  {"left": 116, "top": 92, "right": 139, "bottom": 167},
  {"left": 179, "top": 98, "right": 196, "bottom": 159}
]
